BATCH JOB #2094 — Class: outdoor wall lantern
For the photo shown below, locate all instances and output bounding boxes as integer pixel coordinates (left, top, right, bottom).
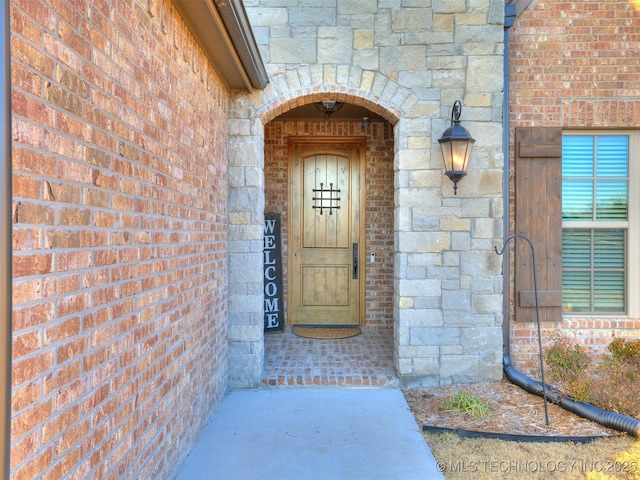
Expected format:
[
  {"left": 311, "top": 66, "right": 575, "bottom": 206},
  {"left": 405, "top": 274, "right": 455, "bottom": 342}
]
[
  {"left": 438, "top": 100, "right": 475, "bottom": 195},
  {"left": 315, "top": 100, "right": 343, "bottom": 118}
]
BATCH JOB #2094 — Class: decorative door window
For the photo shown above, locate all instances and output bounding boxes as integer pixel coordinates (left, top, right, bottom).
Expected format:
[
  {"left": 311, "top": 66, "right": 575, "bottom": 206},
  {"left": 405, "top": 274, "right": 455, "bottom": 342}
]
[{"left": 312, "top": 182, "right": 341, "bottom": 215}]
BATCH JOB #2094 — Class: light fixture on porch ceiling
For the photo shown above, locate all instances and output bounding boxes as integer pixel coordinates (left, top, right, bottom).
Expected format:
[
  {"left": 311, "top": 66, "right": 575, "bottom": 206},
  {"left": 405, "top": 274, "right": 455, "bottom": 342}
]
[
  {"left": 438, "top": 100, "right": 475, "bottom": 195},
  {"left": 315, "top": 100, "right": 344, "bottom": 118}
]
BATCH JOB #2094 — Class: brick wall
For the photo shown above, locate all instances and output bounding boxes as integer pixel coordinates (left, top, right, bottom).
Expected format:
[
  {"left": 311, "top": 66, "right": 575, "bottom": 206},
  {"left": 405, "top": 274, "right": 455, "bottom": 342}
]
[
  {"left": 508, "top": 0, "right": 640, "bottom": 372},
  {"left": 11, "top": 0, "right": 229, "bottom": 477},
  {"left": 264, "top": 120, "right": 394, "bottom": 329}
]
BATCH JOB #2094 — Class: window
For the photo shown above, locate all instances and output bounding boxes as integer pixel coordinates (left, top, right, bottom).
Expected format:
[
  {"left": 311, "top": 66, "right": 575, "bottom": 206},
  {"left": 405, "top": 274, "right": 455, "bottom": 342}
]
[{"left": 562, "top": 132, "right": 639, "bottom": 316}]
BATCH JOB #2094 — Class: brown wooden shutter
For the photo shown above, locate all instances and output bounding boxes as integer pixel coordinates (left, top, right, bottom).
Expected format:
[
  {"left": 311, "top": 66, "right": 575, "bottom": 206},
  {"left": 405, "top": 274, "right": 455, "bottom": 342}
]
[{"left": 514, "top": 127, "right": 562, "bottom": 322}]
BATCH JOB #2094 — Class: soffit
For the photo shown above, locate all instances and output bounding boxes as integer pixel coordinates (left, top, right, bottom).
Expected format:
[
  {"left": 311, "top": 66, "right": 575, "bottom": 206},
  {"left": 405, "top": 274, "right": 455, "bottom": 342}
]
[
  {"left": 172, "top": 0, "right": 268, "bottom": 91},
  {"left": 506, "top": 0, "right": 535, "bottom": 17}
]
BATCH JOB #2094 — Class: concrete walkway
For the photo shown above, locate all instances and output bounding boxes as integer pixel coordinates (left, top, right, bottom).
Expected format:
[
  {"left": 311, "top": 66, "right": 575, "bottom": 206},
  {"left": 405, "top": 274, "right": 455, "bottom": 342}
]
[{"left": 175, "top": 388, "right": 444, "bottom": 480}]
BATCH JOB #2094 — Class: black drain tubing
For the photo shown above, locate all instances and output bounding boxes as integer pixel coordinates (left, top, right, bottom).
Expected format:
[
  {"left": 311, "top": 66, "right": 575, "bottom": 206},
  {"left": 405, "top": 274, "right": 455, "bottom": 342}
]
[{"left": 504, "top": 356, "right": 640, "bottom": 438}]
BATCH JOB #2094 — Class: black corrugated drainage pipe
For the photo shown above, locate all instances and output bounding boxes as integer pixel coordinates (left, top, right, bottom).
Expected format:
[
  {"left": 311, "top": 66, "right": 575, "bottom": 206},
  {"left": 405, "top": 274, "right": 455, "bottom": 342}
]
[{"left": 504, "top": 356, "right": 640, "bottom": 438}]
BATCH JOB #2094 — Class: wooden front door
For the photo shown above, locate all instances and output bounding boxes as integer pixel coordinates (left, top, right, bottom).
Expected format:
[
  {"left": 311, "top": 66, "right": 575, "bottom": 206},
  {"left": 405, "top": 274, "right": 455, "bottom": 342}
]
[{"left": 289, "top": 138, "right": 364, "bottom": 326}]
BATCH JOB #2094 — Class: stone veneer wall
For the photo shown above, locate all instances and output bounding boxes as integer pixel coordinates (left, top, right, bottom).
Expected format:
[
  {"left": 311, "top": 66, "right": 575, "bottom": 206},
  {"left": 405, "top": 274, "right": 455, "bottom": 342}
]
[
  {"left": 228, "top": 0, "right": 507, "bottom": 387},
  {"left": 11, "top": 0, "right": 229, "bottom": 477},
  {"left": 264, "top": 120, "right": 395, "bottom": 330}
]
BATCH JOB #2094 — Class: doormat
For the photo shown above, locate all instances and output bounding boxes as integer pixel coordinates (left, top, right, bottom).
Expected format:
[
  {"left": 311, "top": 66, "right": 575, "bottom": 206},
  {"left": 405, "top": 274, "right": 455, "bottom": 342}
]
[{"left": 292, "top": 327, "right": 361, "bottom": 339}]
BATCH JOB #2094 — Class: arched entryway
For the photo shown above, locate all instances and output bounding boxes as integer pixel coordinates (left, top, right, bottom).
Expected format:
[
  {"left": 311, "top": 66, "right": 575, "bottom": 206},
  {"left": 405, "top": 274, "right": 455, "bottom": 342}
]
[
  {"left": 225, "top": 78, "right": 410, "bottom": 389},
  {"left": 226, "top": 63, "right": 505, "bottom": 389},
  {"left": 262, "top": 103, "right": 397, "bottom": 386}
]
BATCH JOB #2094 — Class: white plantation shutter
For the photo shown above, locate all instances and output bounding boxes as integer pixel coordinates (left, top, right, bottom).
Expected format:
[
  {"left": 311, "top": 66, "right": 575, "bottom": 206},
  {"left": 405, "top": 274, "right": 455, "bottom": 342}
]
[{"left": 562, "top": 134, "right": 628, "bottom": 314}]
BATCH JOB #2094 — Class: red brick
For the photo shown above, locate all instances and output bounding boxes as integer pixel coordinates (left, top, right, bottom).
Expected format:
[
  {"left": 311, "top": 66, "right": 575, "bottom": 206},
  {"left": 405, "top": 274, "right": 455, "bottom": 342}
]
[
  {"left": 12, "top": 302, "right": 54, "bottom": 331},
  {"left": 91, "top": 359, "right": 117, "bottom": 386},
  {"left": 83, "top": 308, "right": 110, "bottom": 331},
  {"left": 13, "top": 253, "right": 53, "bottom": 277},
  {"left": 44, "top": 31, "right": 83, "bottom": 71},
  {"left": 58, "top": 207, "right": 91, "bottom": 226},
  {"left": 44, "top": 317, "right": 81, "bottom": 345},
  {"left": 94, "top": 210, "right": 119, "bottom": 227},
  {"left": 42, "top": 449, "right": 85, "bottom": 480},
  {"left": 42, "top": 406, "right": 79, "bottom": 443},
  {"left": 9, "top": 430, "right": 40, "bottom": 470},
  {"left": 46, "top": 181, "right": 82, "bottom": 204},
  {"left": 15, "top": 203, "right": 54, "bottom": 225},
  {"left": 56, "top": 292, "right": 90, "bottom": 318},
  {"left": 55, "top": 336, "right": 90, "bottom": 367},
  {"left": 91, "top": 396, "right": 117, "bottom": 425},
  {"left": 90, "top": 88, "right": 119, "bottom": 117},
  {"left": 12, "top": 146, "right": 56, "bottom": 176},
  {"left": 93, "top": 286, "right": 118, "bottom": 307},
  {"left": 110, "top": 231, "right": 131, "bottom": 246},
  {"left": 83, "top": 146, "right": 112, "bottom": 168},
  {"left": 92, "top": 323, "right": 117, "bottom": 347},
  {"left": 13, "top": 331, "right": 42, "bottom": 359},
  {"left": 13, "top": 278, "right": 42, "bottom": 304},
  {"left": 83, "top": 345, "right": 110, "bottom": 372},
  {"left": 81, "top": 230, "right": 109, "bottom": 248},
  {"left": 12, "top": 175, "right": 42, "bottom": 199},
  {"left": 508, "top": 0, "right": 640, "bottom": 366},
  {"left": 42, "top": 360, "right": 82, "bottom": 396},
  {"left": 47, "top": 133, "right": 85, "bottom": 163},
  {"left": 11, "top": 37, "right": 55, "bottom": 77},
  {"left": 10, "top": 4, "right": 42, "bottom": 44},
  {"left": 57, "top": 158, "right": 94, "bottom": 183},
  {"left": 10, "top": 0, "right": 232, "bottom": 476},
  {"left": 58, "top": 19, "right": 91, "bottom": 59},
  {"left": 54, "top": 379, "right": 88, "bottom": 411},
  {"left": 11, "top": 447, "right": 53, "bottom": 480},
  {"left": 12, "top": 90, "right": 55, "bottom": 127},
  {"left": 13, "top": 352, "right": 55, "bottom": 389},
  {"left": 81, "top": 384, "right": 110, "bottom": 416},
  {"left": 112, "top": 265, "right": 133, "bottom": 282},
  {"left": 12, "top": 381, "right": 42, "bottom": 413},
  {"left": 93, "top": 249, "right": 116, "bottom": 267},
  {"left": 93, "top": 171, "right": 118, "bottom": 190},
  {"left": 44, "top": 83, "right": 80, "bottom": 116},
  {"left": 57, "top": 110, "right": 92, "bottom": 142},
  {"left": 11, "top": 62, "right": 43, "bottom": 96},
  {"left": 44, "top": 230, "right": 82, "bottom": 249},
  {"left": 12, "top": 399, "right": 53, "bottom": 440}
]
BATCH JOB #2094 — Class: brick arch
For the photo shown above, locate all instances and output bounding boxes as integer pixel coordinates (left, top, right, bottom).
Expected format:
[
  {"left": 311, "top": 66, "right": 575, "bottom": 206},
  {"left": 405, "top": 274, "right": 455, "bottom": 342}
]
[
  {"left": 227, "top": 69, "right": 418, "bottom": 388},
  {"left": 255, "top": 72, "right": 412, "bottom": 125}
]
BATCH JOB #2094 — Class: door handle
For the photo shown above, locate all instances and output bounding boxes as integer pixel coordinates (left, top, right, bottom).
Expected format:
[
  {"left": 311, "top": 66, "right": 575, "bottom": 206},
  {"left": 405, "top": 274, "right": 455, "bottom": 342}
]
[{"left": 352, "top": 243, "right": 358, "bottom": 279}]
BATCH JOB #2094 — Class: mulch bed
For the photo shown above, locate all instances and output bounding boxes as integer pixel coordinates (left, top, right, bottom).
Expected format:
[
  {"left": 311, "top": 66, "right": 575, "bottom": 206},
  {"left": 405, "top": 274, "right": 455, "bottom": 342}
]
[{"left": 403, "top": 380, "right": 622, "bottom": 438}]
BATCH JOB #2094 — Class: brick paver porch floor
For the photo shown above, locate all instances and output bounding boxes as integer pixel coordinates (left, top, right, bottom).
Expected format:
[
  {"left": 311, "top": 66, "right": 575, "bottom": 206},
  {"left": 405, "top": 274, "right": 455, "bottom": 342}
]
[{"left": 262, "top": 328, "right": 399, "bottom": 387}]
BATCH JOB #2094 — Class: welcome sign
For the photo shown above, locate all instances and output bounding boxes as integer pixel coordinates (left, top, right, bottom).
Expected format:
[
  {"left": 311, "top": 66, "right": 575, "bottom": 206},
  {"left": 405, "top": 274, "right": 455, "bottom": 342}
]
[{"left": 264, "top": 213, "right": 284, "bottom": 331}]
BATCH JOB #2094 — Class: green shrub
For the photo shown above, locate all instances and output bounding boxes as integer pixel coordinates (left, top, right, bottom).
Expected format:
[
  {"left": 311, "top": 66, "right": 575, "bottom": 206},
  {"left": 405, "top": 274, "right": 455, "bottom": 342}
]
[{"left": 442, "top": 392, "right": 491, "bottom": 419}]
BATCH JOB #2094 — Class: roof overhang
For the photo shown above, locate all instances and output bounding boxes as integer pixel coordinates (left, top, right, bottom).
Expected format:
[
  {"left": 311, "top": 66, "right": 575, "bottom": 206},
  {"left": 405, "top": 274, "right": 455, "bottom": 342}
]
[
  {"left": 505, "top": 0, "right": 535, "bottom": 18},
  {"left": 172, "top": 0, "right": 268, "bottom": 91}
]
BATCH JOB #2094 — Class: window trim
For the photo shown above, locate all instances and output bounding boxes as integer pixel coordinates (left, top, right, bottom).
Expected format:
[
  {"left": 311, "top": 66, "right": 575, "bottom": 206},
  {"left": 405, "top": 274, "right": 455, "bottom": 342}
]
[{"left": 562, "top": 130, "right": 639, "bottom": 318}]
